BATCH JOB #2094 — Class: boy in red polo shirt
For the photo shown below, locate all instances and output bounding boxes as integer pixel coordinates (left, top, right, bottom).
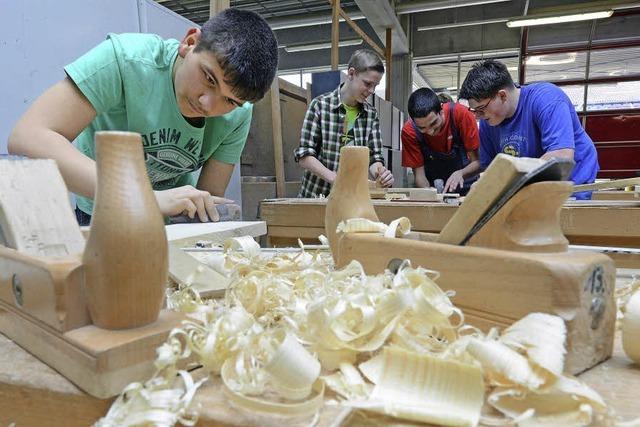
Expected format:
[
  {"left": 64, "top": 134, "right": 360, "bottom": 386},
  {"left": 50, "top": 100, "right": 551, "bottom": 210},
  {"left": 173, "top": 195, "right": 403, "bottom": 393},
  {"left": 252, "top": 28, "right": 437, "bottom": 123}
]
[{"left": 401, "top": 88, "right": 480, "bottom": 195}]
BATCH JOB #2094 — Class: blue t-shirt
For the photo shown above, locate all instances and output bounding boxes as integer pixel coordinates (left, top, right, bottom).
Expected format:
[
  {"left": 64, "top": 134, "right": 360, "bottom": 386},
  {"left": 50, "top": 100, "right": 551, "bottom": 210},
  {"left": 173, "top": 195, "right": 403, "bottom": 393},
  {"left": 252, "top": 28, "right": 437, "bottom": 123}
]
[{"left": 479, "top": 83, "right": 599, "bottom": 198}]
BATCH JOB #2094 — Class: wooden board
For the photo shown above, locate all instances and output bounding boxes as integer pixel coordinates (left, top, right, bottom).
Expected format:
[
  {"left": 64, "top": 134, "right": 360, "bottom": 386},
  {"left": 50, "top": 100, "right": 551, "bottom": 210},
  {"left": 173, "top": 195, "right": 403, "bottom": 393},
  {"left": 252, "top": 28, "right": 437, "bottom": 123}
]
[
  {"left": 592, "top": 190, "right": 638, "bottom": 201},
  {"left": 0, "top": 300, "right": 183, "bottom": 399},
  {"left": 167, "top": 221, "right": 267, "bottom": 297},
  {"left": 574, "top": 177, "right": 640, "bottom": 192},
  {"left": 166, "top": 221, "right": 267, "bottom": 246},
  {"left": 0, "top": 159, "right": 85, "bottom": 257}
]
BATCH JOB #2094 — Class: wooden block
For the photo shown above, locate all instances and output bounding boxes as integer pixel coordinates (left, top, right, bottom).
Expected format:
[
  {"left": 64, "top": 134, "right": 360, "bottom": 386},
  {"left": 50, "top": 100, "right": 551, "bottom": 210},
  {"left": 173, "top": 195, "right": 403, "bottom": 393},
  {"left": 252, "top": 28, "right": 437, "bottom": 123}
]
[
  {"left": 369, "top": 189, "right": 387, "bottom": 199},
  {"left": 0, "top": 159, "right": 85, "bottom": 256},
  {"left": 408, "top": 187, "right": 438, "bottom": 201},
  {"left": 0, "top": 247, "right": 89, "bottom": 332},
  {"left": 0, "top": 300, "right": 184, "bottom": 398},
  {"left": 438, "top": 154, "right": 546, "bottom": 245}
]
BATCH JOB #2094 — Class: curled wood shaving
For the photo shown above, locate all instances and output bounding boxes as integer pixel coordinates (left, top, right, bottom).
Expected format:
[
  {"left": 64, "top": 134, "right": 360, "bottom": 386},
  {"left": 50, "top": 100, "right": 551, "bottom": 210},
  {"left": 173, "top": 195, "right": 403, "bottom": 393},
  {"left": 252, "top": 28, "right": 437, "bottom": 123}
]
[{"left": 622, "top": 286, "right": 640, "bottom": 364}]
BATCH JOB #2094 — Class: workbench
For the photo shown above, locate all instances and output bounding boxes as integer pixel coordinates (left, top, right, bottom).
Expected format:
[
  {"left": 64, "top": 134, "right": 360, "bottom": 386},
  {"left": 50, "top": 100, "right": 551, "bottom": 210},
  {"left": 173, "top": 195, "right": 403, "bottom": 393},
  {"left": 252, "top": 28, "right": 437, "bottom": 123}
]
[
  {"left": 260, "top": 198, "right": 640, "bottom": 249},
  {"left": 2, "top": 273, "right": 639, "bottom": 426}
]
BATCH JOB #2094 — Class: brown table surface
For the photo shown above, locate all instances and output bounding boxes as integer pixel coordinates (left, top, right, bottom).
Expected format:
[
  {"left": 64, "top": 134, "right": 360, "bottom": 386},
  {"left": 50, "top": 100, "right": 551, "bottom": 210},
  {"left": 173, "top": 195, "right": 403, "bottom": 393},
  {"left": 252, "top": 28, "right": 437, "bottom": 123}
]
[
  {"left": 2, "top": 275, "right": 639, "bottom": 427},
  {"left": 260, "top": 198, "right": 640, "bottom": 255}
]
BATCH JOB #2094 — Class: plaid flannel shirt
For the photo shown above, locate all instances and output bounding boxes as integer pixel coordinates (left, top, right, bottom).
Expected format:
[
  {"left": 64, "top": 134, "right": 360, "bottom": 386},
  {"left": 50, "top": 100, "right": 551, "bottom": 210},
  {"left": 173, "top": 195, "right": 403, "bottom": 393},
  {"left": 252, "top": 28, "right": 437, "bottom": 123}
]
[{"left": 294, "top": 85, "right": 385, "bottom": 198}]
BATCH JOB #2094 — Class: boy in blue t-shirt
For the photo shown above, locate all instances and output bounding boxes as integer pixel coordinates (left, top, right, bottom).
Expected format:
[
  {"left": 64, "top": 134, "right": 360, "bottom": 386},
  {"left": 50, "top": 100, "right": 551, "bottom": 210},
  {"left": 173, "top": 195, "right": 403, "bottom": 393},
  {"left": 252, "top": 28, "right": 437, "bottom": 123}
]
[
  {"left": 8, "top": 8, "right": 279, "bottom": 224},
  {"left": 459, "top": 59, "right": 599, "bottom": 199}
]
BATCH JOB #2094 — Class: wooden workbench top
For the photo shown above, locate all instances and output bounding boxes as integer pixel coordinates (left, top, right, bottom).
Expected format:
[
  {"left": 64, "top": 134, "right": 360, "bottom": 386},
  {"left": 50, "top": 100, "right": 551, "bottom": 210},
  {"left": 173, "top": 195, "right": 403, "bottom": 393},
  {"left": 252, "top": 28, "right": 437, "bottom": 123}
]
[
  {"left": 2, "top": 314, "right": 639, "bottom": 426},
  {"left": 260, "top": 198, "right": 640, "bottom": 249}
]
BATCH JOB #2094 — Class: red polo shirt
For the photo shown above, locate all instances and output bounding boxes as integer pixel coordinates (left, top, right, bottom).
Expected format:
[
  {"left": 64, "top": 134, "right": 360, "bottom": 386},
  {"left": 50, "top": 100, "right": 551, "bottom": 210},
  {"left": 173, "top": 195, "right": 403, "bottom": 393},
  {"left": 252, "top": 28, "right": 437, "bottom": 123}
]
[{"left": 401, "top": 102, "right": 480, "bottom": 168}]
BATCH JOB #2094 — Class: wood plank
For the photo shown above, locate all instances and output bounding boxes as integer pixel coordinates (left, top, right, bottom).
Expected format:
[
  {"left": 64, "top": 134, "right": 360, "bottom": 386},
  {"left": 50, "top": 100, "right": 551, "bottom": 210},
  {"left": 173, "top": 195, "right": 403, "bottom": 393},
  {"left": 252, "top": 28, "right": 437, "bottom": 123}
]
[
  {"left": 0, "top": 300, "right": 183, "bottom": 398},
  {"left": 338, "top": 5, "right": 385, "bottom": 57},
  {"left": 574, "top": 177, "right": 640, "bottom": 192},
  {"left": 270, "top": 78, "right": 286, "bottom": 197},
  {"left": 564, "top": 200, "right": 640, "bottom": 207},
  {"left": 331, "top": 0, "right": 339, "bottom": 70},
  {"left": 278, "top": 77, "right": 307, "bottom": 102},
  {"left": 166, "top": 221, "right": 266, "bottom": 246},
  {"left": 209, "top": 0, "right": 229, "bottom": 16},
  {"left": 592, "top": 190, "right": 638, "bottom": 200},
  {"left": 0, "top": 159, "right": 84, "bottom": 256},
  {"left": 385, "top": 27, "right": 392, "bottom": 101}
]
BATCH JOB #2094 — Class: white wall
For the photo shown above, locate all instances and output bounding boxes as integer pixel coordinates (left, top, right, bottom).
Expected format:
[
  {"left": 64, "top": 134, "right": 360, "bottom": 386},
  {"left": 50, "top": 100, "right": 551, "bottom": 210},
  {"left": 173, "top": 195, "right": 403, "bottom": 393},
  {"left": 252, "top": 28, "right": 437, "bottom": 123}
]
[{"left": 0, "top": 0, "right": 242, "bottom": 206}]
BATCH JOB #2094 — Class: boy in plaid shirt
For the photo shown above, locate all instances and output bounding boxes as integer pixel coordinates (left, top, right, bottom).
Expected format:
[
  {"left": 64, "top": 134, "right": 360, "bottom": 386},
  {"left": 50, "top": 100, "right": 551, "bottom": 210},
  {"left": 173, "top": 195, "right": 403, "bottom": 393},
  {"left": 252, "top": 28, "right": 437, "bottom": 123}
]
[{"left": 294, "top": 49, "right": 394, "bottom": 198}]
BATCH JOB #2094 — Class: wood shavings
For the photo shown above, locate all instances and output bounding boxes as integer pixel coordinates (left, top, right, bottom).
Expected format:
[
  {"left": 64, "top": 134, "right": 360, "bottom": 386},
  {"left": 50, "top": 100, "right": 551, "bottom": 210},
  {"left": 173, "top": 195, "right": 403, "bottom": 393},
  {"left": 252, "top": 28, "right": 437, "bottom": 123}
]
[
  {"left": 622, "top": 286, "right": 640, "bottom": 364},
  {"left": 97, "top": 218, "right": 638, "bottom": 427}
]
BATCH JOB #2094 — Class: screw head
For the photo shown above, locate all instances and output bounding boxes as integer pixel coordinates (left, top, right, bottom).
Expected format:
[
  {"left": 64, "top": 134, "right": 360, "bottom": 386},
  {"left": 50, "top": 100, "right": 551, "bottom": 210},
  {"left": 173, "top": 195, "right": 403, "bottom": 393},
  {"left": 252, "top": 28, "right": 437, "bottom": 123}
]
[{"left": 12, "top": 274, "right": 23, "bottom": 307}]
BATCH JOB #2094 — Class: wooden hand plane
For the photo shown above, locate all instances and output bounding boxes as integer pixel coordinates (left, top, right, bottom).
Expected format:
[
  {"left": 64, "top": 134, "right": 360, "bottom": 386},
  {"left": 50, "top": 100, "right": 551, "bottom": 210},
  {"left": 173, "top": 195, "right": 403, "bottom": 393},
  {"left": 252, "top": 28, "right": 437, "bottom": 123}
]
[
  {"left": 326, "top": 147, "right": 616, "bottom": 375},
  {"left": 0, "top": 133, "right": 184, "bottom": 398}
]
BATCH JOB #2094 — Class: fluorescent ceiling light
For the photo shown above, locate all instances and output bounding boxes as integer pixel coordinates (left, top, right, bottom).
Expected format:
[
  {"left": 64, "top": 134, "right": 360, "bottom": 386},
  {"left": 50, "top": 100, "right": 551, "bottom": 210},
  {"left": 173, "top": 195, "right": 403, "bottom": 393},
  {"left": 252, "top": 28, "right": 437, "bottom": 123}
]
[
  {"left": 526, "top": 52, "right": 577, "bottom": 66},
  {"left": 418, "top": 17, "right": 508, "bottom": 31},
  {"left": 506, "top": 10, "right": 613, "bottom": 28},
  {"left": 283, "top": 39, "right": 362, "bottom": 53}
]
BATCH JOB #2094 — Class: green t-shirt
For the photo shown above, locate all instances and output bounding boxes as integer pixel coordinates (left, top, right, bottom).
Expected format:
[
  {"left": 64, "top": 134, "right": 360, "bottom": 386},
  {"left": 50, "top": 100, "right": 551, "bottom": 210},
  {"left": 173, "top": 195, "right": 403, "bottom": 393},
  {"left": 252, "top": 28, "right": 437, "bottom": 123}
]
[
  {"left": 65, "top": 33, "right": 252, "bottom": 215},
  {"left": 341, "top": 103, "right": 360, "bottom": 145}
]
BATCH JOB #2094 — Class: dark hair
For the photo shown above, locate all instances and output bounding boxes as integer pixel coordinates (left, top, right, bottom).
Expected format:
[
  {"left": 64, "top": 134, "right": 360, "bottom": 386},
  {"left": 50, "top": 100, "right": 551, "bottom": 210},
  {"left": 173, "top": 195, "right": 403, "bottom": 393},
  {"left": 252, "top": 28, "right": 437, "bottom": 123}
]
[
  {"left": 348, "top": 49, "right": 385, "bottom": 74},
  {"left": 195, "top": 8, "right": 278, "bottom": 103},
  {"left": 437, "top": 92, "right": 454, "bottom": 103},
  {"left": 407, "top": 88, "right": 441, "bottom": 119},
  {"left": 459, "top": 59, "right": 515, "bottom": 100}
]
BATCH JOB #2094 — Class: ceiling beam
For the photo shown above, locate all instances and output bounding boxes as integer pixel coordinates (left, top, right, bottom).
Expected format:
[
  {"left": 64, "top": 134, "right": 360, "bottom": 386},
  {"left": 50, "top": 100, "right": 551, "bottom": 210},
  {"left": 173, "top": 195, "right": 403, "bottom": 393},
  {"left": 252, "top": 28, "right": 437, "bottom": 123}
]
[
  {"left": 413, "top": 66, "right": 430, "bottom": 89},
  {"left": 396, "top": 0, "right": 512, "bottom": 15},
  {"left": 267, "top": 8, "right": 365, "bottom": 30},
  {"left": 209, "top": 0, "right": 229, "bottom": 17},
  {"left": 354, "top": 0, "right": 409, "bottom": 55}
]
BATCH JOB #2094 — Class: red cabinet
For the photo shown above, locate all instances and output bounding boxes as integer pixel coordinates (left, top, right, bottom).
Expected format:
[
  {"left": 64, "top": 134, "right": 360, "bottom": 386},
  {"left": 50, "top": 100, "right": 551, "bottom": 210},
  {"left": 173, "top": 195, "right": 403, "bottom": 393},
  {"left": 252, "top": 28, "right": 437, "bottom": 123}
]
[{"left": 583, "top": 110, "right": 640, "bottom": 178}]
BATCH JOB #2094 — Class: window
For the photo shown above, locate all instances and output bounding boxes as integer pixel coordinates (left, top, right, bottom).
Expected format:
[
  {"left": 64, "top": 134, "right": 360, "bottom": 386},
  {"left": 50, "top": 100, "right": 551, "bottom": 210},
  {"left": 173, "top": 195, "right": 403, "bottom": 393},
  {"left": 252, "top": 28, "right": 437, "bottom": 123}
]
[
  {"left": 525, "top": 52, "right": 587, "bottom": 83},
  {"left": 587, "top": 81, "right": 640, "bottom": 111}
]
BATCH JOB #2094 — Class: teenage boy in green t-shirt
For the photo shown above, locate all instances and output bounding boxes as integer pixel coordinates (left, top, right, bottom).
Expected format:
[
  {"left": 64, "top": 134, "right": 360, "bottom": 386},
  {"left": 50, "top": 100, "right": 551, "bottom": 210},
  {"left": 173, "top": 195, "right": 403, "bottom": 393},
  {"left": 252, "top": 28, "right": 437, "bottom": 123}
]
[{"left": 8, "top": 8, "right": 278, "bottom": 225}]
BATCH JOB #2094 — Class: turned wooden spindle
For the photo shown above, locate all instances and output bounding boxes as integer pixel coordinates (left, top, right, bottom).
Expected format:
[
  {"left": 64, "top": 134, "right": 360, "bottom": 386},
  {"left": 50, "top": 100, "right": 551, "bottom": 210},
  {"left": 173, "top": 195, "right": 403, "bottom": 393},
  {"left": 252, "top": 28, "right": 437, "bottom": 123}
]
[
  {"left": 82, "top": 131, "right": 168, "bottom": 329},
  {"left": 325, "top": 146, "right": 379, "bottom": 261}
]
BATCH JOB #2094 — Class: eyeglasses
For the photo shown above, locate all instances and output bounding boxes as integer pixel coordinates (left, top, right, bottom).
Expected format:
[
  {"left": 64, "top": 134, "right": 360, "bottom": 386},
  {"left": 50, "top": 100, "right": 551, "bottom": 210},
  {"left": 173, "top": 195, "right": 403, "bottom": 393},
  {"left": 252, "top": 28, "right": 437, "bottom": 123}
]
[{"left": 467, "top": 96, "right": 495, "bottom": 114}]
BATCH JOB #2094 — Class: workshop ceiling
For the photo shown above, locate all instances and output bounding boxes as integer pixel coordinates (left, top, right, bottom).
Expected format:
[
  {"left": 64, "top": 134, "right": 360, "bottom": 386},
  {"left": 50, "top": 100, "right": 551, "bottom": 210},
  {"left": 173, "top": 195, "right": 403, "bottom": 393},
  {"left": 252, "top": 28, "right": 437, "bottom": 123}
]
[
  {"left": 155, "top": 0, "right": 640, "bottom": 94},
  {"left": 155, "top": 0, "right": 360, "bottom": 27}
]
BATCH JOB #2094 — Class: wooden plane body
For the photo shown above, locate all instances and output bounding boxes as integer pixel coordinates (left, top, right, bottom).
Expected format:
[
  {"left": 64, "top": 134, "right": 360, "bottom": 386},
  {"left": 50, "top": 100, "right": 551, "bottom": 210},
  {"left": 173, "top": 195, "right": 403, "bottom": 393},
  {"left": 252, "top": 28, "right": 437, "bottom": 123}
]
[
  {"left": 328, "top": 147, "right": 616, "bottom": 375},
  {"left": 0, "top": 249, "right": 182, "bottom": 398},
  {"left": 0, "top": 138, "right": 184, "bottom": 399}
]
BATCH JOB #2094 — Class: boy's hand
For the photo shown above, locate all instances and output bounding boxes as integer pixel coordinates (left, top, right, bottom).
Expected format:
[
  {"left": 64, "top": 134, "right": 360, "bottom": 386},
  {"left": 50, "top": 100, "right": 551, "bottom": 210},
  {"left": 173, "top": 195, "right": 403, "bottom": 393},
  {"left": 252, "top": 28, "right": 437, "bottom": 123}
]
[
  {"left": 443, "top": 170, "right": 465, "bottom": 193},
  {"left": 370, "top": 163, "right": 394, "bottom": 188},
  {"left": 154, "top": 186, "right": 233, "bottom": 222}
]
